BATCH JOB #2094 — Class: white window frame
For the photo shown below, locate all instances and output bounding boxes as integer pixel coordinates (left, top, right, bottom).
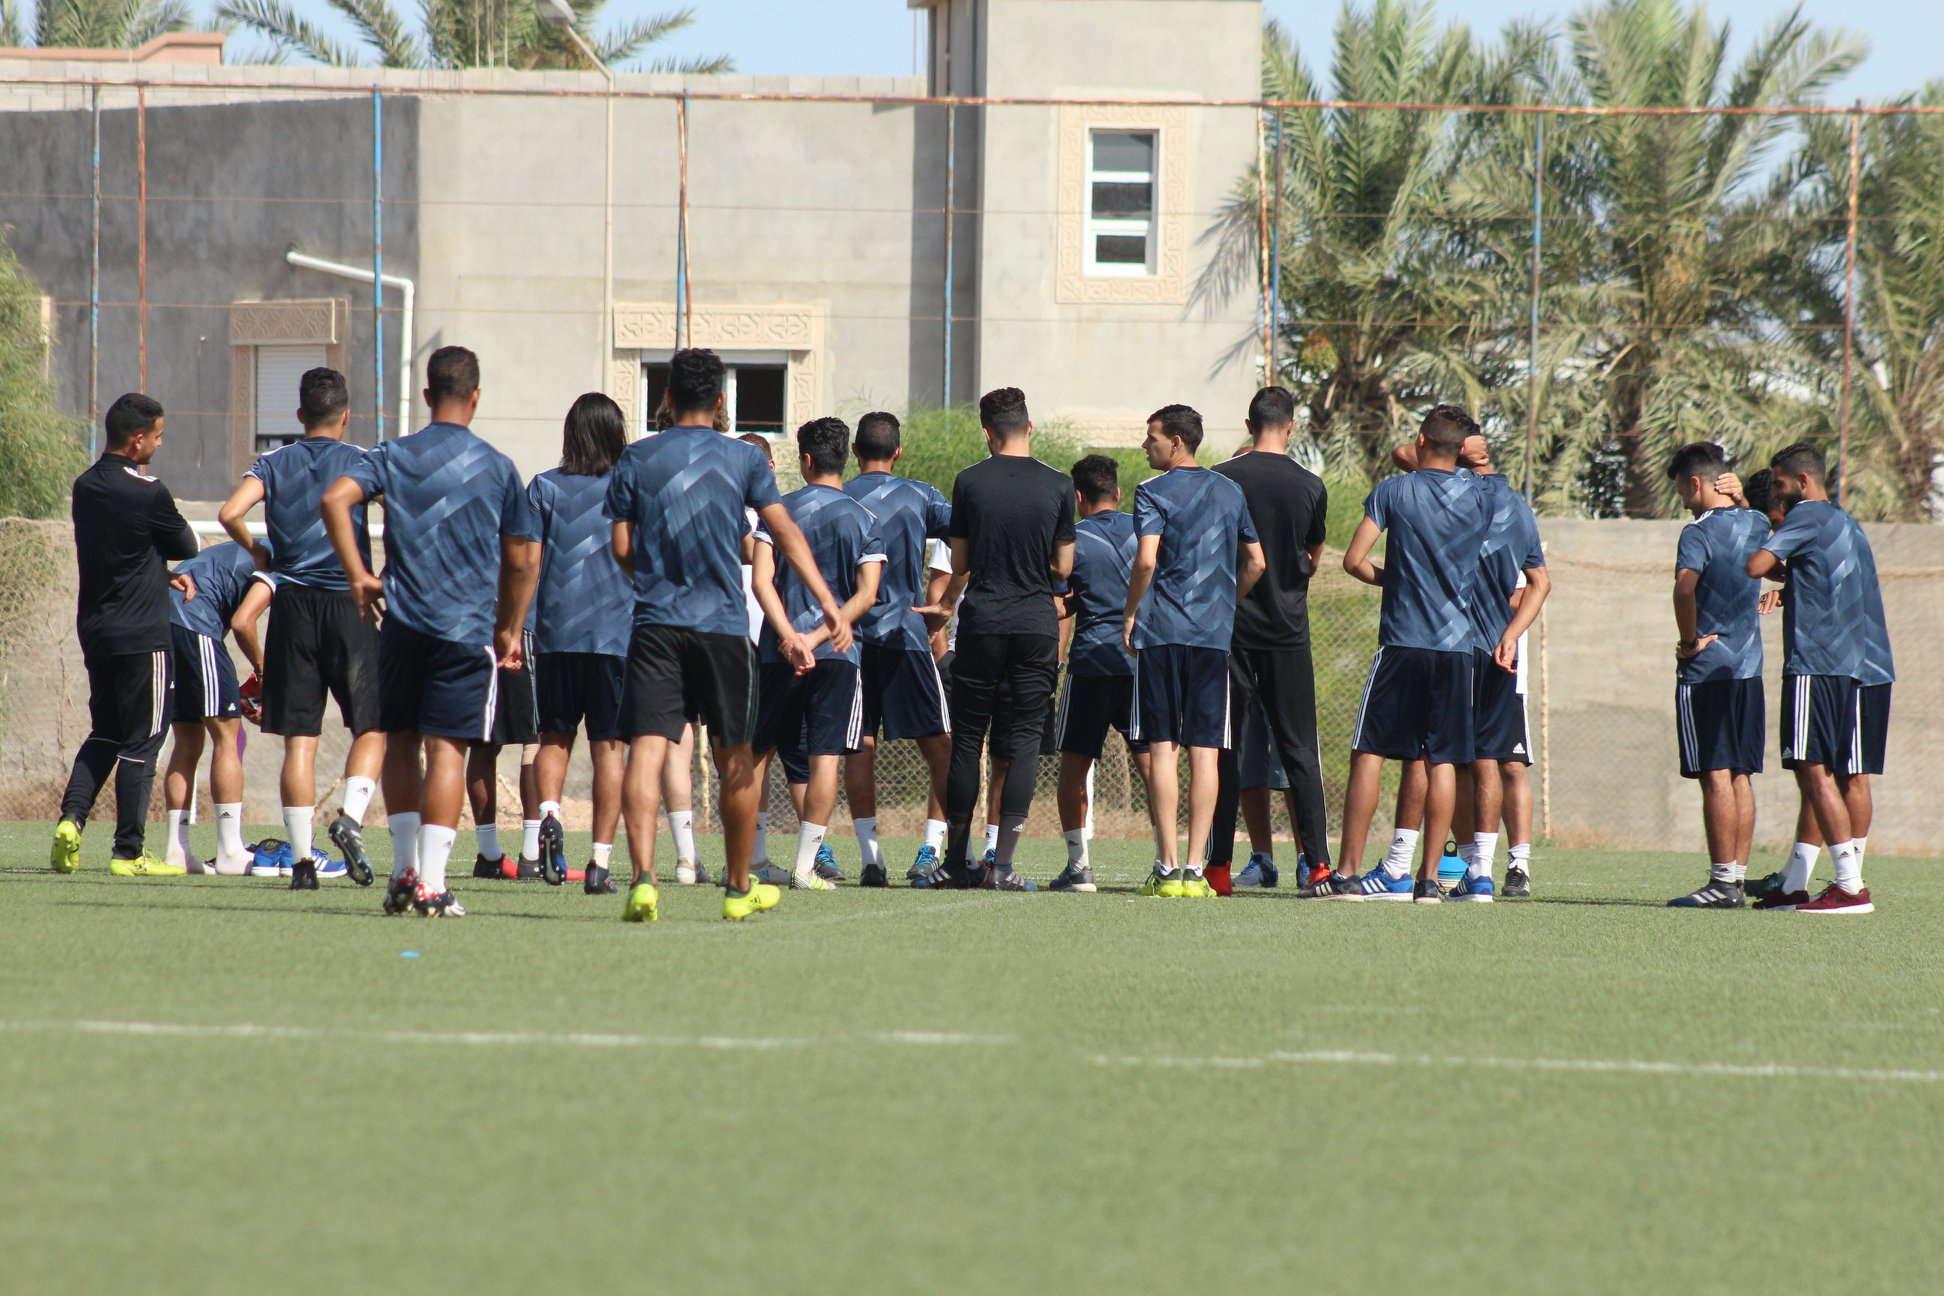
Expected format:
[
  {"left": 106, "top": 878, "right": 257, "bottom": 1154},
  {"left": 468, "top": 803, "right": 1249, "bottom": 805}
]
[
  {"left": 1084, "top": 129, "right": 1159, "bottom": 278},
  {"left": 641, "top": 349, "right": 790, "bottom": 438}
]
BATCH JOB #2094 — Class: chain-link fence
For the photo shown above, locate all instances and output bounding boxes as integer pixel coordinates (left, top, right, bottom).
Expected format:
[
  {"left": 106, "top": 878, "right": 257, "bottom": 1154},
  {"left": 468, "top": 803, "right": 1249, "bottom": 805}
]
[{"left": 8, "top": 515, "right": 1941, "bottom": 855}]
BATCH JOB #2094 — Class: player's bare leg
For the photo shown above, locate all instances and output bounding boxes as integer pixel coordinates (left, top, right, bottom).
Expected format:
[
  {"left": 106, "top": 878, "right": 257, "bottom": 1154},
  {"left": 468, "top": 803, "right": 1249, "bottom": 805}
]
[
  {"left": 789, "top": 753, "right": 842, "bottom": 890},
  {"left": 713, "top": 739, "right": 761, "bottom": 895},
  {"left": 1146, "top": 739, "right": 1181, "bottom": 872},
  {"left": 1183, "top": 744, "right": 1220, "bottom": 877},
  {"left": 1336, "top": 750, "right": 1385, "bottom": 877},
  {"left": 622, "top": 734, "right": 669, "bottom": 886},
  {"left": 1418, "top": 760, "right": 1458, "bottom": 897},
  {"left": 163, "top": 723, "right": 206, "bottom": 871}
]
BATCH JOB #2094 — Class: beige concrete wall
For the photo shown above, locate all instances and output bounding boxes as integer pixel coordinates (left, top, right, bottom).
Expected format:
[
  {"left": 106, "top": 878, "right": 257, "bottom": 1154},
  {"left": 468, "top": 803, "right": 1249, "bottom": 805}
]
[{"left": 1535, "top": 519, "right": 1941, "bottom": 856}]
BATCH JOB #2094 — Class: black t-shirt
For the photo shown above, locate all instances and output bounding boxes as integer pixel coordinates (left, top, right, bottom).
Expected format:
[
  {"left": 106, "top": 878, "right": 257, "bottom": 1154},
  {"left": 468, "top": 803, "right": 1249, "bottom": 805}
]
[
  {"left": 1213, "top": 450, "right": 1328, "bottom": 650},
  {"left": 72, "top": 452, "right": 198, "bottom": 657},
  {"left": 949, "top": 454, "right": 1075, "bottom": 638}
]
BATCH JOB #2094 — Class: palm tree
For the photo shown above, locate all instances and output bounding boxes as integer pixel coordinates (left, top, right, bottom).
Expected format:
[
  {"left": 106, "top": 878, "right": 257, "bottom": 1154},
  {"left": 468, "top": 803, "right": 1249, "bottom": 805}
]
[
  {"left": 1193, "top": 1, "right": 1550, "bottom": 481},
  {"left": 215, "top": 0, "right": 731, "bottom": 72},
  {"left": 1524, "top": 0, "right": 1864, "bottom": 516},
  {"left": 1, "top": 0, "right": 195, "bottom": 49}
]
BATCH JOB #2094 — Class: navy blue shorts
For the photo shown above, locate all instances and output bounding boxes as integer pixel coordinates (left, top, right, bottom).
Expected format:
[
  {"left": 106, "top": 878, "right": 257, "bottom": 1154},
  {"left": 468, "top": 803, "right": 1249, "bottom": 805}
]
[
  {"left": 1054, "top": 671, "right": 1147, "bottom": 759},
  {"left": 1676, "top": 676, "right": 1764, "bottom": 777},
  {"left": 1472, "top": 648, "right": 1530, "bottom": 764},
  {"left": 859, "top": 640, "right": 951, "bottom": 741},
  {"left": 1130, "top": 644, "right": 1230, "bottom": 749},
  {"left": 1352, "top": 646, "right": 1473, "bottom": 765},
  {"left": 378, "top": 620, "right": 498, "bottom": 742},
  {"left": 535, "top": 651, "right": 625, "bottom": 743},
  {"left": 754, "top": 659, "right": 863, "bottom": 763},
  {"left": 489, "top": 631, "right": 539, "bottom": 748},
  {"left": 170, "top": 624, "right": 240, "bottom": 723},
  {"left": 1781, "top": 676, "right": 1890, "bottom": 775}
]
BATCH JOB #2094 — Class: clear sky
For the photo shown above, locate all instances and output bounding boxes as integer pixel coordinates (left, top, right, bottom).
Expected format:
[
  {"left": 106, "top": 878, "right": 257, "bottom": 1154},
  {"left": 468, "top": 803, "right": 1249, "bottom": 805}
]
[{"left": 210, "top": 1, "right": 1940, "bottom": 104}]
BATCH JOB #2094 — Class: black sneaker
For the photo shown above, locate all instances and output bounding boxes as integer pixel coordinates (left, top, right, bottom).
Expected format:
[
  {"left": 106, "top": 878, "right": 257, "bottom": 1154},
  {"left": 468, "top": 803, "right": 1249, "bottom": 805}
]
[
  {"left": 1046, "top": 863, "right": 1096, "bottom": 893},
  {"left": 859, "top": 862, "right": 889, "bottom": 888},
  {"left": 583, "top": 864, "right": 616, "bottom": 895},
  {"left": 1745, "top": 871, "right": 1786, "bottom": 903},
  {"left": 1412, "top": 877, "right": 1443, "bottom": 905},
  {"left": 515, "top": 855, "right": 541, "bottom": 881},
  {"left": 289, "top": 858, "right": 319, "bottom": 891},
  {"left": 471, "top": 853, "right": 504, "bottom": 880},
  {"left": 382, "top": 870, "right": 417, "bottom": 915},
  {"left": 537, "top": 815, "right": 566, "bottom": 886},
  {"left": 1298, "top": 871, "right": 1359, "bottom": 899},
  {"left": 1501, "top": 866, "right": 1531, "bottom": 898},
  {"left": 985, "top": 866, "right": 1036, "bottom": 892},
  {"left": 1669, "top": 878, "right": 1744, "bottom": 908},
  {"left": 328, "top": 814, "right": 374, "bottom": 886},
  {"left": 412, "top": 885, "right": 465, "bottom": 918}
]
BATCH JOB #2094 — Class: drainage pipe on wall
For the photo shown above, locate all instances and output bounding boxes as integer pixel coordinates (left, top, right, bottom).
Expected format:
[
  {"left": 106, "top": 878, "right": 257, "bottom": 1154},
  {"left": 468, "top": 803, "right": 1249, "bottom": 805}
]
[{"left": 284, "top": 249, "right": 414, "bottom": 441}]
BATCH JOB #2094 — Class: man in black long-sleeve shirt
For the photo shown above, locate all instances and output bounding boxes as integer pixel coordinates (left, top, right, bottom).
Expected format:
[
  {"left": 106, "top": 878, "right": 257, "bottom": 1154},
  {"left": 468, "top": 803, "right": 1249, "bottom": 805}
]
[{"left": 51, "top": 393, "right": 200, "bottom": 876}]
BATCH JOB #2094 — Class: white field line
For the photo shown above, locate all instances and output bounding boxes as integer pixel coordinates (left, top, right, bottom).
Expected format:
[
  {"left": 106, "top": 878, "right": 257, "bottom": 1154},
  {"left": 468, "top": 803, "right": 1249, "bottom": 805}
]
[
  {"left": 1092, "top": 1049, "right": 1944, "bottom": 1086},
  {"left": 0, "top": 1019, "right": 1012, "bottom": 1053}
]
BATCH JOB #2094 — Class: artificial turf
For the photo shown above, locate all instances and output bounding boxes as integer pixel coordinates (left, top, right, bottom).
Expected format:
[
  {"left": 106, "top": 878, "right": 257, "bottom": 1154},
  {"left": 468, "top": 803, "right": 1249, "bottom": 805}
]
[{"left": 2, "top": 822, "right": 1941, "bottom": 1294}]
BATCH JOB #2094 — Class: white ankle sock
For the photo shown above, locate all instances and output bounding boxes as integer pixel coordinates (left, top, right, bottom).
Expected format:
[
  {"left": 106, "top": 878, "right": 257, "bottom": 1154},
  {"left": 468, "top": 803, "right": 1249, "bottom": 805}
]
[
  {"left": 341, "top": 775, "right": 376, "bottom": 824},
  {"left": 668, "top": 809, "right": 697, "bottom": 864},
  {"left": 794, "top": 822, "right": 827, "bottom": 882},
  {"left": 923, "top": 818, "right": 947, "bottom": 849},
  {"left": 1508, "top": 841, "right": 1531, "bottom": 874},
  {"left": 387, "top": 812, "right": 421, "bottom": 880},
  {"left": 282, "top": 806, "right": 314, "bottom": 865},
  {"left": 1383, "top": 829, "right": 1419, "bottom": 878},
  {"left": 1710, "top": 860, "right": 1738, "bottom": 883},
  {"left": 166, "top": 809, "right": 187, "bottom": 864},
  {"left": 214, "top": 802, "right": 245, "bottom": 864},
  {"left": 591, "top": 842, "right": 612, "bottom": 869},
  {"left": 1063, "top": 828, "right": 1088, "bottom": 868},
  {"left": 475, "top": 823, "right": 503, "bottom": 861},
  {"left": 1783, "top": 840, "right": 1820, "bottom": 894},
  {"left": 419, "top": 824, "right": 457, "bottom": 893},
  {"left": 1832, "top": 840, "right": 1863, "bottom": 893},
  {"left": 982, "top": 823, "right": 999, "bottom": 854},
  {"left": 540, "top": 799, "right": 561, "bottom": 820},
  {"left": 1471, "top": 832, "right": 1498, "bottom": 880},
  {"left": 1853, "top": 836, "right": 1868, "bottom": 868},
  {"left": 753, "top": 811, "right": 770, "bottom": 863},
  {"left": 520, "top": 819, "right": 542, "bottom": 861},
  {"left": 853, "top": 816, "right": 882, "bottom": 870}
]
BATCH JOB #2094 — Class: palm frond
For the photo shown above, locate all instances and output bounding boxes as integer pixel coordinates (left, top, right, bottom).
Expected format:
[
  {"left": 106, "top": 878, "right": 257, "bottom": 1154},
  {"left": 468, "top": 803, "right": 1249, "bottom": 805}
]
[{"left": 216, "top": 0, "right": 368, "bottom": 65}]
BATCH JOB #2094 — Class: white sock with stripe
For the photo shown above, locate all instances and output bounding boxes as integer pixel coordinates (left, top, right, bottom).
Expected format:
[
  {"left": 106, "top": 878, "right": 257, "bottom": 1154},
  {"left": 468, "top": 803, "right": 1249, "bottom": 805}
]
[
  {"left": 166, "top": 809, "right": 187, "bottom": 866},
  {"left": 387, "top": 812, "right": 420, "bottom": 881},
  {"left": 419, "top": 823, "right": 457, "bottom": 894},
  {"left": 341, "top": 775, "right": 376, "bottom": 825},
  {"left": 520, "top": 819, "right": 542, "bottom": 862},
  {"left": 1508, "top": 841, "right": 1531, "bottom": 875},
  {"left": 1853, "top": 836, "right": 1868, "bottom": 869},
  {"left": 922, "top": 818, "right": 947, "bottom": 850},
  {"left": 1831, "top": 840, "right": 1863, "bottom": 893},
  {"left": 1471, "top": 832, "right": 1498, "bottom": 880},
  {"left": 1382, "top": 829, "right": 1419, "bottom": 879},
  {"left": 753, "top": 811, "right": 770, "bottom": 864},
  {"left": 1783, "top": 840, "right": 1820, "bottom": 894},
  {"left": 668, "top": 810, "right": 697, "bottom": 865},
  {"left": 1063, "top": 828, "right": 1088, "bottom": 868},
  {"left": 794, "top": 823, "right": 827, "bottom": 884},
  {"left": 475, "top": 823, "right": 503, "bottom": 861},
  {"left": 282, "top": 806, "right": 314, "bottom": 867},
  {"left": 214, "top": 803, "right": 245, "bottom": 867},
  {"left": 853, "top": 816, "right": 882, "bottom": 871},
  {"left": 982, "top": 823, "right": 1000, "bottom": 855}
]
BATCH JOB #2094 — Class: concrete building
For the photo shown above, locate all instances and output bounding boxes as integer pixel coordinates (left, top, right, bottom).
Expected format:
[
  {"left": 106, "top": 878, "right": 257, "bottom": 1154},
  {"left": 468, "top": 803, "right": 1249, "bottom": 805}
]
[{"left": 0, "top": 0, "right": 1264, "bottom": 495}]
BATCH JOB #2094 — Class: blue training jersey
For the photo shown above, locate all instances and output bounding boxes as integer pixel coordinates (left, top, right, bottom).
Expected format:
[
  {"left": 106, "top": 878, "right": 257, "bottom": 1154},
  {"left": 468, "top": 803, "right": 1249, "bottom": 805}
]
[
  {"left": 1674, "top": 507, "right": 1767, "bottom": 684},
  {"left": 1067, "top": 509, "right": 1138, "bottom": 677},
  {"left": 604, "top": 425, "right": 782, "bottom": 639},
  {"left": 1761, "top": 498, "right": 1892, "bottom": 682},
  {"left": 341, "top": 422, "right": 536, "bottom": 646},
  {"left": 169, "top": 540, "right": 270, "bottom": 640},
  {"left": 245, "top": 436, "right": 371, "bottom": 591},
  {"left": 1469, "top": 473, "right": 1545, "bottom": 653},
  {"left": 1131, "top": 467, "right": 1257, "bottom": 651},
  {"left": 1363, "top": 468, "right": 1490, "bottom": 654},
  {"left": 755, "top": 484, "right": 884, "bottom": 666},
  {"left": 527, "top": 468, "right": 632, "bottom": 659},
  {"left": 843, "top": 470, "right": 951, "bottom": 653}
]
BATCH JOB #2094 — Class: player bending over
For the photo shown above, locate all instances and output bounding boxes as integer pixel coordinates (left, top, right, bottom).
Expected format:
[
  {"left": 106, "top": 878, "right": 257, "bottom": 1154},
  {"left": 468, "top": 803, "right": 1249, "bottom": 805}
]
[
  {"left": 1744, "top": 443, "right": 1892, "bottom": 914},
  {"left": 604, "top": 348, "right": 848, "bottom": 922},
  {"left": 53, "top": 394, "right": 199, "bottom": 877},
  {"left": 1122, "top": 405, "right": 1264, "bottom": 898},
  {"left": 219, "top": 367, "right": 384, "bottom": 887},
  {"left": 1047, "top": 455, "right": 1152, "bottom": 892},
  {"left": 322, "top": 346, "right": 540, "bottom": 918},
  {"left": 162, "top": 539, "right": 276, "bottom": 877},
  {"left": 750, "top": 417, "right": 885, "bottom": 891},
  {"left": 841, "top": 412, "right": 954, "bottom": 887},
  {"left": 1663, "top": 443, "right": 1768, "bottom": 908}
]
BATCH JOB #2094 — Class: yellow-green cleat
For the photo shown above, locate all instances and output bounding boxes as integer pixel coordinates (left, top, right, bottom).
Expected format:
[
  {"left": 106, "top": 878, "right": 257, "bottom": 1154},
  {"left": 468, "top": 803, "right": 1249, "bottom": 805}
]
[
  {"left": 109, "top": 854, "right": 186, "bottom": 878},
  {"left": 1179, "top": 872, "right": 1216, "bottom": 898},
  {"left": 50, "top": 820, "right": 82, "bottom": 874},
  {"left": 722, "top": 881, "right": 782, "bottom": 922},
  {"left": 1139, "top": 868, "right": 1187, "bottom": 898},
  {"left": 621, "top": 880, "right": 660, "bottom": 923}
]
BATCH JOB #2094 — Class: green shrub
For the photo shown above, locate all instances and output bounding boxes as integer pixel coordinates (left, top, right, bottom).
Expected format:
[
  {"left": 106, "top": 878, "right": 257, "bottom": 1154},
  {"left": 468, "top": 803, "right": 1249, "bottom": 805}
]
[{"left": 0, "top": 235, "right": 86, "bottom": 520}]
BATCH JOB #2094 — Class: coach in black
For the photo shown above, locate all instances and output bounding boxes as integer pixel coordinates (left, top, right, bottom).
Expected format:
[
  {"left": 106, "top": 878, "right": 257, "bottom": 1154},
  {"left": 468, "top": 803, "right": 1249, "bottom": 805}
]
[
  {"left": 919, "top": 387, "right": 1074, "bottom": 888},
  {"left": 1209, "top": 386, "right": 1333, "bottom": 884},
  {"left": 51, "top": 394, "right": 200, "bottom": 876}
]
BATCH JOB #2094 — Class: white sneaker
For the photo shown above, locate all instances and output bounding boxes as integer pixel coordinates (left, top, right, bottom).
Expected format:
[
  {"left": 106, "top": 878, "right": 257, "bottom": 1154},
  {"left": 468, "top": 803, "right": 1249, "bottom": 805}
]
[{"left": 790, "top": 871, "right": 835, "bottom": 891}]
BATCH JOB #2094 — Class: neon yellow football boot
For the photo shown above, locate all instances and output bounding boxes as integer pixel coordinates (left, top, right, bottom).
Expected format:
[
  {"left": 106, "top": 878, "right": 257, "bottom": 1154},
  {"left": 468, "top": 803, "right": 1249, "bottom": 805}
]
[
  {"left": 621, "top": 880, "right": 660, "bottom": 923},
  {"left": 50, "top": 820, "right": 82, "bottom": 874},
  {"left": 1139, "top": 868, "right": 1186, "bottom": 898},
  {"left": 1179, "top": 870, "right": 1216, "bottom": 898},
  {"left": 722, "top": 881, "right": 782, "bottom": 921},
  {"left": 109, "top": 854, "right": 186, "bottom": 877}
]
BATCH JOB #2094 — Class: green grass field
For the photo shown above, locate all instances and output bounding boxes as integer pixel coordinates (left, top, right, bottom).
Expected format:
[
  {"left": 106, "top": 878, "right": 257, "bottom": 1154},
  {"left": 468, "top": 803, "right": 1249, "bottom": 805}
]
[{"left": 4, "top": 823, "right": 1942, "bottom": 1294}]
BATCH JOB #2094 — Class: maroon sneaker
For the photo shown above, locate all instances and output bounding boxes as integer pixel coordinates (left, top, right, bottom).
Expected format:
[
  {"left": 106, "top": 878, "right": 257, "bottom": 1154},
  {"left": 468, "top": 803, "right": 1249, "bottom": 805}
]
[
  {"left": 1752, "top": 889, "right": 1811, "bottom": 912},
  {"left": 1796, "top": 883, "right": 1873, "bottom": 915}
]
